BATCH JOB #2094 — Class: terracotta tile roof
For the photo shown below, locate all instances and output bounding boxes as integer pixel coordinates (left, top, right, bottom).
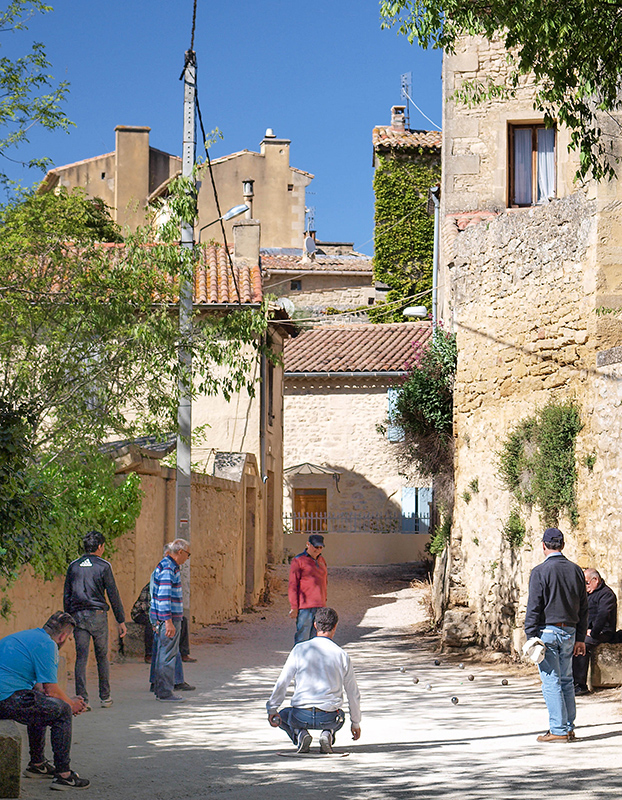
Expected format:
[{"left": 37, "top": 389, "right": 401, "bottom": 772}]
[
  {"left": 284, "top": 322, "right": 432, "bottom": 374},
  {"left": 261, "top": 249, "right": 373, "bottom": 274},
  {"left": 197, "top": 243, "right": 262, "bottom": 304},
  {"left": 373, "top": 126, "right": 442, "bottom": 152}
]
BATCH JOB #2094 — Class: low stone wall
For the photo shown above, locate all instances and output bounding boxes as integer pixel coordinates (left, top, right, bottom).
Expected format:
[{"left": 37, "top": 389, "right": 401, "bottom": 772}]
[
  {"left": 283, "top": 532, "right": 430, "bottom": 566},
  {"left": 0, "top": 720, "right": 20, "bottom": 798}
]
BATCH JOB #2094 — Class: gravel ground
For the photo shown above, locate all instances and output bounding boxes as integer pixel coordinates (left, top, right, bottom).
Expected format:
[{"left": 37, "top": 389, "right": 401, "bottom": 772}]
[{"left": 16, "top": 563, "right": 622, "bottom": 800}]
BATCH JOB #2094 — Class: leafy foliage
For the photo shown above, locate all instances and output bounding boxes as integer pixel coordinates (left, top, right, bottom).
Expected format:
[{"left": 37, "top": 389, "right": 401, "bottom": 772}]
[
  {"left": 379, "top": 0, "right": 622, "bottom": 181},
  {"left": 428, "top": 509, "right": 451, "bottom": 556},
  {"left": 0, "top": 1, "right": 71, "bottom": 186},
  {"left": 0, "top": 184, "right": 268, "bottom": 583},
  {"left": 371, "top": 155, "right": 439, "bottom": 322},
  {"left": 498, "top": 400, "right": 582, "bottom": 527},
  {"left": 502, "top": 508, "right": 526, "bottom": 550}
]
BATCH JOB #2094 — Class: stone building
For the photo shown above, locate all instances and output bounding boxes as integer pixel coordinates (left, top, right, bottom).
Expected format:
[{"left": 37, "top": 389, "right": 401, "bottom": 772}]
[
  {"left": 438, "top": 35, "right": 622, "bottom": 652},
  {"left": 39, "top": 125, "right": 313, "bottom": 248},
  {"left": 282, "top": 321, "right": 433, "bottom": 564}
]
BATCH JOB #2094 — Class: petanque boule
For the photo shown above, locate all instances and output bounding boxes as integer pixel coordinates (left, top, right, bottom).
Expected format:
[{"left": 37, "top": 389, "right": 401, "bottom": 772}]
[
  {"left": 434, "top": 659, "right": 441, "bottom": 666},
  {"left": 425, "top": 683, "right": 432, "bottom": 690},
  {"left": 501, "top": 679, "right": 509, "bottom": 685},
  {"left": 399, "top": 666, "right": 406, "bottom": 673},
  {"left": 412, "top": 677, "right": 419, "bottom": 684},
  {"left": 451, "top": 696, "right": 459, "bottom": 705},
  {"left": 458, "top": 663, "right": 464, "bottom": 669},
  {"left": 467, "top": 675, "right": 474, "bottom": 681}
]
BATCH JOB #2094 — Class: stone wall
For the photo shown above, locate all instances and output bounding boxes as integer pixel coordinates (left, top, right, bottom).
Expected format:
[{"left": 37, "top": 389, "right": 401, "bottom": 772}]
[
  {"left": 0, "top": 458, "right": 269, "bottom": 643},
  {"left": 445, "top": 192, "right": 622, "bottom": 652},
  {"left": 264, "top": 273, "right": 375, "bottom": 315}
]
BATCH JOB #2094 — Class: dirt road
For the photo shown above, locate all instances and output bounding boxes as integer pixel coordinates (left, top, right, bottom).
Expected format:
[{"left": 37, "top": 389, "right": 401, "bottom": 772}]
[{"left": 18, "top": 564, "right": 622, "bottom": 800}]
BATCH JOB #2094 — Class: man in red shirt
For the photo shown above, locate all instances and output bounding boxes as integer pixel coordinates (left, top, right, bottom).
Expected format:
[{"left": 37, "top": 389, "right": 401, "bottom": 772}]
[{"left": 288, "top": 534, "right": 328, "bottom": 644}]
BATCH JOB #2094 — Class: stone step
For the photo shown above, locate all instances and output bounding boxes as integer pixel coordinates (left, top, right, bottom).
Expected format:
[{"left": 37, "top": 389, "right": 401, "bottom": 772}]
[{"left": 0, "top": 719, "right": 21, "bottom": 798}]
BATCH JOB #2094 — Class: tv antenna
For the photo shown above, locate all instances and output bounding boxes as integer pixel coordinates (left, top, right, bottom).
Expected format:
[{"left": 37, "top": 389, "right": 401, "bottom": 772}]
[
  {"left": 305, "top": 205, "right": 316, "bottom": 232},
  {"left": 401, "top": 71, "right": 412, "bottom": 128}
]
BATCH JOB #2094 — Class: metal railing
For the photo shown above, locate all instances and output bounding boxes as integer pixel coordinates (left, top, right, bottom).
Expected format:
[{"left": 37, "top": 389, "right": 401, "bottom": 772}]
[{"left": 283, "top": 511, "right": 431, "bottom": 535}]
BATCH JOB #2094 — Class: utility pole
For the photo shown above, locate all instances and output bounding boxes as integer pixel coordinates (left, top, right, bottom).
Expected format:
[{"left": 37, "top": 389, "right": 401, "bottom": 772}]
[{"left": 176, "top": 47, "right": 196, "bottom": 544}]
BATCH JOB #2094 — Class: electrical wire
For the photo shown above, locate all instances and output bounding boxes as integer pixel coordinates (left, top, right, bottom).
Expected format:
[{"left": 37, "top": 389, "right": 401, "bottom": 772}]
[
  {"left": 289, "top": 285, "right": 436, "bottom": 325},
  {"left": 402, "top": 89, "right": 441, "bottom": 131}
]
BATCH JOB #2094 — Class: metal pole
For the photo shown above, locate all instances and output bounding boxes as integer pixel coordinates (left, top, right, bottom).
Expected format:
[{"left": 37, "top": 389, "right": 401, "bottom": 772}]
[
  {"left": 431, "top": 186, "right": 440, "bottom": 329},
  {"left": 176, "top": 48, "right": 196, "bottom": 546}
]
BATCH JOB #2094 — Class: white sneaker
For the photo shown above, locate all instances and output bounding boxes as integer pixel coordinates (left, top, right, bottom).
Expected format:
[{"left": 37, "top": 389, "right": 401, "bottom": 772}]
[
  {"left": 296, "top": 730, "right": 312, "bottom": 753},
  {"left": 319, "top": 730, "right": 334, "bottom": 753},
  {"left": 100, "top": 697, "right": 113, "bottom": 708}
]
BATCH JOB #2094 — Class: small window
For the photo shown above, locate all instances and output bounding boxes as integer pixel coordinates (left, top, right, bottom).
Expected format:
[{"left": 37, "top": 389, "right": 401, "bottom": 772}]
[
  {"left": 290, "top": 279, "right": 302, "bottom": 291},
  {"left": 101, "top": 172, "right": 106, "bottom": 179},
  {"left": 368, "top": 297, "right": 375, "bottom": 306},
  {"left": 509, "top": 123, "right": 556, "bottom": 207},
  {"left": 287, "top": 184, "right": 294, "bottom": 192},
  {"left": 387, "top": 387, "right": 404, "bottom": 442}
]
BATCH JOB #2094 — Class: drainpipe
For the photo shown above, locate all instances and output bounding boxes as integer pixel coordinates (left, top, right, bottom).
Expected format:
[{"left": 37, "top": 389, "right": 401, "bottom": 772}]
[
  {"left": 430, "top": 184, "right": 441, "bottom": 329},
  {"left": 259, "top": 336, "right": 268, "bottom": 483}
]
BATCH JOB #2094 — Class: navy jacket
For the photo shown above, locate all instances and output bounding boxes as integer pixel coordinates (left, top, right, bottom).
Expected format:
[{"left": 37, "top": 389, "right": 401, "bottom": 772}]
[
  {"left": 525, "top": 553, "right": 588, "bottom": 641},
  {"left": 588, "top": 581, "right": 617, "bottom": 642},
  {"left": 64, "top": 554, "right": 125, "bottom": 623}
]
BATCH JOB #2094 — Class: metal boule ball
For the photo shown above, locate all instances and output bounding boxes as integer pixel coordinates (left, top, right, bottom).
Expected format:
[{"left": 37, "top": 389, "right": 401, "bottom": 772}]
[
  {"left": 412, "top": 677, "right": 419, "bottom": 684},
  {"left": 399, "top": 666, "right": 406, "bottom": 673},
  {"left": 425, "top": 683, "right": 432, "bottom": 690},
  {"left": 458, "top": 663, "right": 465, "bottom": 669},
  {"left": 501, "top": 679, "right": 509, "bottom": 685},
  {"left": 451, "top": 696, "right": 459, "bottom": 705},
  {"left": 467, "top": 675, "right": 475, "bottom": 681},
  {"left": 434, "top": 659, "right": 441, "bottom": 666}
]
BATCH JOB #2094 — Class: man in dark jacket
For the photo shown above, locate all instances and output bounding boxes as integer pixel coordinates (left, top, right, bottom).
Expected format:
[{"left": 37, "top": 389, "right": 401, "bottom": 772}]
[
  {"left": 525, "top": 527, "right": 588, "bottom": 743},
  {"left": 64, "top": 531, "right": 126, "bottom": 709},
  {"left": 572, "top": 568, "right": 618, "bottom": 695}
]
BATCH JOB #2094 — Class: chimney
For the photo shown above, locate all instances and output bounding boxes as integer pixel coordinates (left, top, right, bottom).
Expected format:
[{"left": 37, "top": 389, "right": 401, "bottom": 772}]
[
  {"left": 114, "top": 125, "right": 151, "bottom": 231},
  {"left": 233, "top": 219, "right": 261, "bottom": 265},
  {"left": 390, "top": 105, "right": 406, "bottom": 132}
]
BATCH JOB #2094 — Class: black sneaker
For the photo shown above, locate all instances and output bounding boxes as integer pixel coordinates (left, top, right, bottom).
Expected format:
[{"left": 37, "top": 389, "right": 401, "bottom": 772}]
[
  {"left": 24, "top": 760, "right": 55, "bottom": 779},
  {"left": 50, "top": 771, "right": 90, "bottom": 790},
  {"left": 296, "top": 730, "right": 312, "bottom": 753}
]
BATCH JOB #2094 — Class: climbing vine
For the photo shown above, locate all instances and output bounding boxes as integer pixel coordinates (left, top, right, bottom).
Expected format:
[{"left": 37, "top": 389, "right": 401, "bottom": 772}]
[
  {"left": 498, "top": 399, "right": 582, "bottom": 534},
  {"left": 371, "top": 154, "right": 440, "bottom": 323}
]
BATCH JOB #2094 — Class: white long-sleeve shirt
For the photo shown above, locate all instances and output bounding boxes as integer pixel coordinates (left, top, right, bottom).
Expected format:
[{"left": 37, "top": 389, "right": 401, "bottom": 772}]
[{"left": 266, "top": 635, "right": 361, "bottom": 725}]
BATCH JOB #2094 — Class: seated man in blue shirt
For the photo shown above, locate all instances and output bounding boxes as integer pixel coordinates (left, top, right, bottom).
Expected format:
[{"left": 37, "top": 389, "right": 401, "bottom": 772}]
[{"left": 0, "top": 611, "right": 90, "bottom": 790}]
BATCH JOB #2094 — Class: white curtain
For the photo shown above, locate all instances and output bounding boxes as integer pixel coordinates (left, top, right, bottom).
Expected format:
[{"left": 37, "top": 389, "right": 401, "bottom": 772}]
[
  {"left": 513, "top": 128, "right": 533, "bottom": 205},
  {"left": 537, "top": 128, "right": 556, "bottom": 203}
]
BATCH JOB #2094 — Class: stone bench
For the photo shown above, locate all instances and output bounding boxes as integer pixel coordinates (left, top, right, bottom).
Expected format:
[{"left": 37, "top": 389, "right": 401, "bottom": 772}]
[
  {"left": 0, "top": 719, "right": 21, "bottom": 798},
  {"left": 590, "top": 643, "right": 622, "bottom": 688}
]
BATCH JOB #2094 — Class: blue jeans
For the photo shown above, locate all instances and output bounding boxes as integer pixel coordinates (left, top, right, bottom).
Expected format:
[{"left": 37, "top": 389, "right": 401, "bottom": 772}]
[
  {"left": 538, "top": 625, "right": 576, "bottom": 735},
  {"left": 278, "top": 707, "right": 345, "bottom": 744},
  {"left": 295, "top": 608, "right": 320, "bottom": 644},
  {"left": 153, "top": 619, "right": 181, "bottom": 699},
  {"left": 73, "top": 609, "right": 110, "bottom": 702},
  {"left": 149, "top": 633, "right": 184, "bottom": 687}
]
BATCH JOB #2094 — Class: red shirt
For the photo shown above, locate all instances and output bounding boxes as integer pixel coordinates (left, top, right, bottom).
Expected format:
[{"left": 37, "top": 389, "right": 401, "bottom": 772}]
[{"left": 288, "top": 551, "right": 328, "bottom": 610}]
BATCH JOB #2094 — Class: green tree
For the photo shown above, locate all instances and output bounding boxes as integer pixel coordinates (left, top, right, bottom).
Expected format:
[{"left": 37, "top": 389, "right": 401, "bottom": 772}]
[
  {"left": 0, "top": 186, "right": 268, "bottom": 584},
  {"left": 379, "top": 0, "right": 622, "bottom": 181},
  {"left": 371, "top": 155, "right": 440, "bottom": 322},
  {"left": 0, "top": 1, "right": 71, "bottom": 186}
]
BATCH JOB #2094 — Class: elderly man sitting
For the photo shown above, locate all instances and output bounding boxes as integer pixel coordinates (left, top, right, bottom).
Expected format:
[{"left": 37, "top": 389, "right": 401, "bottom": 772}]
[{"left": 573, "top": 568, "right": 618, "bottom": 695}]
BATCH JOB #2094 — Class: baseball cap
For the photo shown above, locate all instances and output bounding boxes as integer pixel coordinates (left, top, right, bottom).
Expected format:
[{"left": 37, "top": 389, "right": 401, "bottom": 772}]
[
  {"left": 308, "top": 534, "right": 325, "bottom": 547},
  {"left": 542, "top": 527, "right": 564, "bottom": 547}
]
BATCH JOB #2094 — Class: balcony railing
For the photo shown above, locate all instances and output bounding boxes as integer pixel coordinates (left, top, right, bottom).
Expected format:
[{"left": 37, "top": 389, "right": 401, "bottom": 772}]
[{"left": 283, "top": 510, "right": 431, "bottom": 535}]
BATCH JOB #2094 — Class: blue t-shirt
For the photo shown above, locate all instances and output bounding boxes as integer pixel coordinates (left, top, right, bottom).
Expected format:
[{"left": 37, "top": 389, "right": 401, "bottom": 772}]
[{"left": 0, "top": 628, "right": 58, "bottom": 702}]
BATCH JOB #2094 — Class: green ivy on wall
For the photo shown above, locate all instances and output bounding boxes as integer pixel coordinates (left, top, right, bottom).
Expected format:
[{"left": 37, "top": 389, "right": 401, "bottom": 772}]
[
  {"left": 371, "top": 154, "right": 440, "bottom": 323},
  {"left": 498, "top": 399, "right": 583, "bottom": 536}
]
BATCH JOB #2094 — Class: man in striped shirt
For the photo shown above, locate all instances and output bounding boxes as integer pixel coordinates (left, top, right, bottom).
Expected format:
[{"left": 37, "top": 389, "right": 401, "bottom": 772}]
[{"left": 150, "top": 539, "right": 190, "bottom": 702}]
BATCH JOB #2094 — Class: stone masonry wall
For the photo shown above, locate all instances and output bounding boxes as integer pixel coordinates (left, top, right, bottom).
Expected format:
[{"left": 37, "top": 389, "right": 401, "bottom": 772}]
[{"left": 445, "top": 191, "right": 622, "bottom": 652}]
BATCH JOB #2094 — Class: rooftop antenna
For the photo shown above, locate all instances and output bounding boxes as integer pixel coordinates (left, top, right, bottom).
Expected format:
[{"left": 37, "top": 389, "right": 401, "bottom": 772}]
[
  {"left": 400, "top": 71, "right": 412, "bottom": 129},
  {"left": 305, "top": 205, "right": 316, "bottom": 233}
]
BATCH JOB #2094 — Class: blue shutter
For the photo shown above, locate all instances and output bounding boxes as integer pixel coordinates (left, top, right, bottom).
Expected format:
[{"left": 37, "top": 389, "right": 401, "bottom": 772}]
[
  {"left": 401, "top": 487, "right": 418, "bottom": 533},
  {"left": 387, "top": 388, "right": 404, "bottom": 442},
  {"left": 417, "top": 487, "right": 433, "bottom": 535}
]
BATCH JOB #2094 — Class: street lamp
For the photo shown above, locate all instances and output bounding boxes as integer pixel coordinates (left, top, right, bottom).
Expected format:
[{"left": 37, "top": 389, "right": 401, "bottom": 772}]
[
  {"left": 197, "top": 204, "right": 249, "bottom": 242},
  {"left": 403, "top": 306, "right": 428, "bottom": 318}
]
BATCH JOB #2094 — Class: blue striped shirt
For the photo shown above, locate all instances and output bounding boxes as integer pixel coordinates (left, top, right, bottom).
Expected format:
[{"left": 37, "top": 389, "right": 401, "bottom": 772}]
[{"left": 150, "top": 555, "right": 183, "bottom": 621}]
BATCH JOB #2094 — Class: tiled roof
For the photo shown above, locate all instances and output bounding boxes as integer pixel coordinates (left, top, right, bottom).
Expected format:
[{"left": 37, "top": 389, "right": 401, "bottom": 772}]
[
  {"left": 197, "top": 243, "right": 262, "bottom": 304},
  {"left": 284, "top": 322, "right": 432, "bottom": 374},
  {"left": 261, "top": 249, "right": 373, "bottom": 274},
  {"left": 373, "top": 126, "right": 442, "bottom": 152}
]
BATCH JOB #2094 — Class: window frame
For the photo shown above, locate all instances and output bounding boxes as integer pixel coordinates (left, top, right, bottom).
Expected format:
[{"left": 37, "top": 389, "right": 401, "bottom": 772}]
[{"left": 508, "top": 122, "right": 557, "bottom": 208}]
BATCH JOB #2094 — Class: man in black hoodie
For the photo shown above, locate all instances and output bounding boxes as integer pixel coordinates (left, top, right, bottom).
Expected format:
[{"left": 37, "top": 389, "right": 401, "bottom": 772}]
[
  {"left": 64, "top": 531, "right": 126, "bottom": 709},
  {"left": 572, "top": 568, "right": 618, "bottom": 695},
  {"left": 525, "top": 527, "right": 588, "bottom": 743}
]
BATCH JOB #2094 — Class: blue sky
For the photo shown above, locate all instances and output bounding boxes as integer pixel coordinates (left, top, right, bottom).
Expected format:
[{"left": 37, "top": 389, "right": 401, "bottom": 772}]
[{"left": 4, "top": 0, "right": 442, "bottom": 255}]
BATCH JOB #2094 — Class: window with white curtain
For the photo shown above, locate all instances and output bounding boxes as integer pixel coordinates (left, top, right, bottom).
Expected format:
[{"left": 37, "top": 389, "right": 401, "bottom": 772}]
[{"left": 509, "top": 123, "right": 556, "bottom": 207}]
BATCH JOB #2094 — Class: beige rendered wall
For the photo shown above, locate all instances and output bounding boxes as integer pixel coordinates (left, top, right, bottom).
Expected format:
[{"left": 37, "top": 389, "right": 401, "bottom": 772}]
[
  {"left": 283, "top": 533, "right": 430, "bottom": 566},
  {"left": 0, "top": 462, "right": 269, "bottom": 642},
  {"left": 53, "top": 153, "right": 116, "bottom": 210},
  {"left": 197, "top": 137, "right": 312, "bottom": 249},
  {"left": 264, "top": 273, "right": 375, "bottom": 313}
]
